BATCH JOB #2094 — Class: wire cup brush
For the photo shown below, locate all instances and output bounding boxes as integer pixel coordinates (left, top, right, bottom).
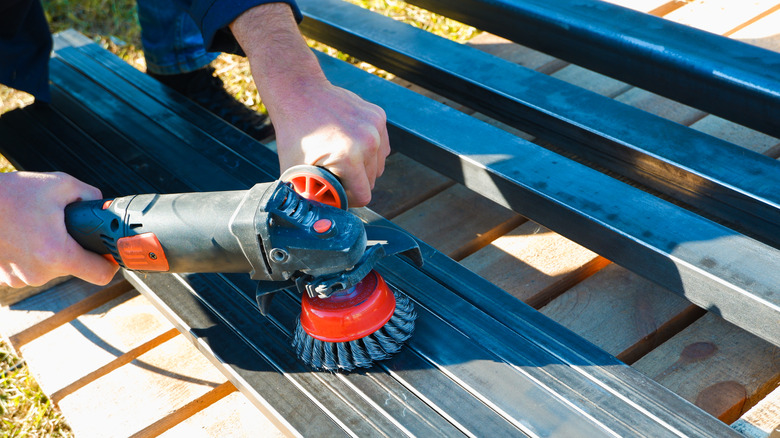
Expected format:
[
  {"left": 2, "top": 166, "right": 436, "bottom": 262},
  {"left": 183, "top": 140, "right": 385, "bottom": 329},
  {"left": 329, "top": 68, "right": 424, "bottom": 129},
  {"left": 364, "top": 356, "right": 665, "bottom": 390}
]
[{"left": 280, "top": 166, "right": 421, "bottom": 372}]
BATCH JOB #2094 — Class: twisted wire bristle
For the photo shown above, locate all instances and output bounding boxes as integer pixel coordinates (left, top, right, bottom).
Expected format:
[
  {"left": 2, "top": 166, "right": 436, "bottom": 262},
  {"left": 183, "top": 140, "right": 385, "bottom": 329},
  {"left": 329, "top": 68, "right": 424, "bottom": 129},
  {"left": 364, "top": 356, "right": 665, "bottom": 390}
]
[{"left": 292, "top": 289, "right": 417, "bottom": 372}]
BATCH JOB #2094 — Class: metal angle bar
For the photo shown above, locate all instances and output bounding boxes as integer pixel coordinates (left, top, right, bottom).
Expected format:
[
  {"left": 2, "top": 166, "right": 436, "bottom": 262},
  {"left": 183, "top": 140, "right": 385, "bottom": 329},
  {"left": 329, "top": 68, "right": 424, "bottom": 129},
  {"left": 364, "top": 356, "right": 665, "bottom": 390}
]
[
  {"left": 355, "top": 210, "right": 740, "bottom": 438},
  {"left": 44, "top": 88, "right": 188, "bottom": 195},
  {"left": 49, "top": 54, "right": 267, "bottom": 191},
  {"left": 226, "top": 271, "right": 647, "bottom": 435},
  {"left": 222, "top": 273, "right": 520, "bottom": 437},
  {"left": 403, "top": 0, "right": 780, "bottom": 139},
  {"left": 123, "top": 272, "right": 350, "bottom": 437},
  {"left": 297, "top": 0, "right": 780, "bottom": 249},
  {"left": 312, "top": 51, "right": 780, "bottom": 347},
  {"left": 53, "top": 31, "right": 281, "bottom": 179},
  {"left": 46, "top": 58, "right": 245, "bottom": 192}
]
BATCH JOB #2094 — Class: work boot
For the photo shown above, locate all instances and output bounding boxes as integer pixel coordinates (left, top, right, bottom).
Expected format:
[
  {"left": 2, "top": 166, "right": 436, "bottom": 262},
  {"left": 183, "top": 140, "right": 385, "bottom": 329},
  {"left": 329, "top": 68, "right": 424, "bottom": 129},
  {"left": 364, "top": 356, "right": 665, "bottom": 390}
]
[{"left": 149, "top": 66, "right": 274, "bottom": 141}]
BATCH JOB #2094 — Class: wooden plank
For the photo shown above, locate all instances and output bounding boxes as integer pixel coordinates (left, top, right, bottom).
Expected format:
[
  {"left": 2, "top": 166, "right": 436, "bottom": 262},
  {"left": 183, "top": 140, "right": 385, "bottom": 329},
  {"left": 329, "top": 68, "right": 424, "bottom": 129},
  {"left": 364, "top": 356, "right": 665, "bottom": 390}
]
[
  {"left": 466, "top": 32, "right": 564, "bottom": 73},
  {"left": 551, "top": 65, "right": 632, "bottom": 97},
  {"left": 690, "top": 115, "right": 780, "bottom": 155},
  {"left": 51, "top": 328, "right": 180, "bottom": 403},
  {"left": 391, "top": 184, "right": 525, "bottom": 260},
  {"left": 8, "top": 279, "right": 134, "bottom": 348},
  {"left": 663, "top": 0, "right": 780, "bottom": 35},
  {"left": 0, "top": 275, "right": 125, "bottom": 343},
  {"left": 731, "top": 9, "right": 780, "bottom": 51},
  {"left": 55, "top": 334, "right": 230, "bottom": 438},
  {"left": 732, "top": 385, "right": 780, "bottom": 438},
  {"left": 538, "top": 264, "right": 705, "bottom": 364},
  {"left": 368, "top": 152, "right": 454, "bottom": 218},
  {"left": 3, "top": 276, "right": 279, "bottom": 437},
  {"left": 633, "top": 313, "right": 780, "bottom": 424},
  {"left": 131, "top": 382, "right": 237, "bottom": 438},
  {"left": 603, "top": 0, "right": 679, "bottom": 14},
  {"left": 158, "top": 391, "right": 286, "bottom": 438},
  {"left": 460, "top": 221, "right": 609, "bottom": 308},
  {"left": 613, "top": 88, "right": 707, "bottom": 125},
  {"left": 15, "top": 291, "right": 175, "bottom": 399}
]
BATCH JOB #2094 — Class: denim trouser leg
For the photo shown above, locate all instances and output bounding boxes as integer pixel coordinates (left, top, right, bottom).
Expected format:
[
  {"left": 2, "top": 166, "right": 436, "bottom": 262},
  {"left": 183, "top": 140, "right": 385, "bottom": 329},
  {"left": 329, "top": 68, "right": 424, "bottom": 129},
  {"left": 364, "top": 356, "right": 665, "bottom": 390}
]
[{"left": 136, "top": 0, "right": 219, "bottom": 75}]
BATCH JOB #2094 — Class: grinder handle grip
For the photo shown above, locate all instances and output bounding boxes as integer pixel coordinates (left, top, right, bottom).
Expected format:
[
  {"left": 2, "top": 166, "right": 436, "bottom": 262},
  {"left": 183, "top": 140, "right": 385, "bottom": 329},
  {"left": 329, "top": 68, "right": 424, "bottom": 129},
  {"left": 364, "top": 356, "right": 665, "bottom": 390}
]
[
  {"left": 64, "top": 199, "right": 120, "bottom": 256},
  {"left": 64, "top": 190, "right": 255, "bottom": 273}
]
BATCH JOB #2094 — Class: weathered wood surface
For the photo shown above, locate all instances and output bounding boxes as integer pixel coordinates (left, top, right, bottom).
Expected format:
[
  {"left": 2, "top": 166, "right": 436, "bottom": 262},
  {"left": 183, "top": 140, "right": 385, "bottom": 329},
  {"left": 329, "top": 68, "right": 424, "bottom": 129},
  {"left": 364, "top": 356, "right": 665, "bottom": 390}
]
[
  {"left": 0, "top": 0, "right": 779, "bottom": 435},
  {"left": 732, "top": 386, "right": 780, "bottom": 438}
]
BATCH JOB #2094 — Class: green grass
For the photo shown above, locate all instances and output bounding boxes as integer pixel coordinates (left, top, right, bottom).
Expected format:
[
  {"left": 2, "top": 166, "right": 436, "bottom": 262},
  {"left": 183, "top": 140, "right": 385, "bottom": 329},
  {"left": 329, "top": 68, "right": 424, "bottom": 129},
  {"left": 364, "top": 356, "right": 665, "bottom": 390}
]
[
  {"left": 0, "top": 156, "right": 13, "bottom": 173},
  {"left": 1, "top": 339, "right": 72, "bottom": 437}
]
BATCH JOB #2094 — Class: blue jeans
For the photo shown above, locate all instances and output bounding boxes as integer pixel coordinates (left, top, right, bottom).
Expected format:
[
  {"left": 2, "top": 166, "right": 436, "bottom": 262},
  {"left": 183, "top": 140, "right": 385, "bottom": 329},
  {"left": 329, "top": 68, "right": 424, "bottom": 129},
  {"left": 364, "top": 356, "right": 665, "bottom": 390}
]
[{"left": 136, "top": 0, "right": 219, "bottom": 75}]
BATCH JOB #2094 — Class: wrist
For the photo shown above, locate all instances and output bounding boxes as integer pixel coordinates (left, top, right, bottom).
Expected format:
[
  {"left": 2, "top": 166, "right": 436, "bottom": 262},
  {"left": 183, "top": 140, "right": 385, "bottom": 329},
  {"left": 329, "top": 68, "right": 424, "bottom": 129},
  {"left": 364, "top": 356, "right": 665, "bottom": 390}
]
[
  {"left": 230, "top": 4, "right": 325, "bottom": 90},
  {"left": 230, "top": 3, "right": 330, "bottom": 123}
]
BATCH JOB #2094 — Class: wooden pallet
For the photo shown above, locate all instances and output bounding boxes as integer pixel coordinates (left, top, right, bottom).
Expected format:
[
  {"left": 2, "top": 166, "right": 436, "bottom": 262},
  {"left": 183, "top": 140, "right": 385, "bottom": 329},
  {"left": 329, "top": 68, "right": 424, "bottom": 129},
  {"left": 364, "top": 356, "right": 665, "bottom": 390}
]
[{"left": 1, "top": 0, "right": 779, "bottom": 436}]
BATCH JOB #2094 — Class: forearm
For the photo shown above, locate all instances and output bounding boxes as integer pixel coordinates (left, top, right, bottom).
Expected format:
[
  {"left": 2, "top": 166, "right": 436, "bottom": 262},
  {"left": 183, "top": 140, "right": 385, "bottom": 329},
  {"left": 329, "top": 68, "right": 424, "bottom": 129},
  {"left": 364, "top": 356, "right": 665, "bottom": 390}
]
[
  {"left": 229, "top": 3, "right": 326, "bottom": 121},
  {"left": 228, "top": 3, "right": 390, "bottom": 206}
]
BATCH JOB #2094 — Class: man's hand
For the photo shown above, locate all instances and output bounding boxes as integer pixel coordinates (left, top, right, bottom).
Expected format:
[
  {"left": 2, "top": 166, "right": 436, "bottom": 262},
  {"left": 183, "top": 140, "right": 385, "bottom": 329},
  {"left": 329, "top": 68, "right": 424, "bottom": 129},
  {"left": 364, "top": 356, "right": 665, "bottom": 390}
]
[
  {"left": 230, "top": 3, "right": 390, "bottom": 207},
  {"left": 0, "top": 171, "right": 118, "bottom": 288}
]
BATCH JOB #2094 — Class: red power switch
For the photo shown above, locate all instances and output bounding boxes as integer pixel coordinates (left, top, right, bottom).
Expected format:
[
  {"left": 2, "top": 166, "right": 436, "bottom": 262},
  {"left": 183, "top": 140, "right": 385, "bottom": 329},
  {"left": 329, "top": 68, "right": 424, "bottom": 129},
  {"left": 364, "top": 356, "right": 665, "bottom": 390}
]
[
  {"left": 116, "top": 233, "right": 170, "bottom": 271},
  {"left": 313, "top": 218, "right": 333, "bottom": 234}
]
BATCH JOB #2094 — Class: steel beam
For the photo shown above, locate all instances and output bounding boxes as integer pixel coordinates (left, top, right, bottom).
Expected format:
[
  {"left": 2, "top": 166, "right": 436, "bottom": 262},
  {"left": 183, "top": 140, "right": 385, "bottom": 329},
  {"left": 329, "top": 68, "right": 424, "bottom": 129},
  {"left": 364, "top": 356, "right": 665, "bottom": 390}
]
[
  {"left": 311, "top": 50, "right": 780, "bottom": 348},
  {"left": 298, "top": 0, "right": 780, "bottom": 250},
  {"left": 403, "top": 0, "right": 780, "bottom": 139}
]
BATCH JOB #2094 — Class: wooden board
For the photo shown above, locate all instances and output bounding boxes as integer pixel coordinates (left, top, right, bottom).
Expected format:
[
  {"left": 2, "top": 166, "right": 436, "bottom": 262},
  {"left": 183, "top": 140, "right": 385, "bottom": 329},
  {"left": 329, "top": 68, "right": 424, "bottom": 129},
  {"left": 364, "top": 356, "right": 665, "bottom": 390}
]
[
  {"left": 56, "top": 334, "right": 229, "bottom": 438},
  {"left": 158, "top": 392, "right": 285, "bottom": 438},
  {"left": 633, "top": 313, "right": 780, "bottom": 424},
  {"left": 689, "top": 115, "right": 780, "bottom": 155},
  {"left": 19, "top": 292, "right": 174, "bottom": 399},
  {"left": 614, "top": 88, "right": 707, "bottom": 126},
  {"left": 538, "top": 264, "right": 705, "bottom": 364},
  {"left": 367, "top": 152, "right": 454, "bottom": 218},
  {"left": 0, "top": 276, "right": 131, "bottom": 346},
  {"left": 663, "top": 0, "right": 780, "bottom": 35},
  {"left": 603, "top": 0, "right": 680, "bottom": 14},
  {"left": 392, "top": 184, "right": 526, "bottom": 260},
  {"left": 732, "top": 385, "right": 780, "bottom": 437},
  {"left": 551, "top": 65, "right": 632, "bottom": 97},
  {"left": 731, "top": 9, "right": 780, "bottom": 50},
  {"left": 1, "top": 274, "right": 285, "bottom": 437},
  {"left": 460, "top": 221, "right": 609, "bottom": 308},
  {"left": 465, "top": 32, "right": 564, "bottom": 73}
]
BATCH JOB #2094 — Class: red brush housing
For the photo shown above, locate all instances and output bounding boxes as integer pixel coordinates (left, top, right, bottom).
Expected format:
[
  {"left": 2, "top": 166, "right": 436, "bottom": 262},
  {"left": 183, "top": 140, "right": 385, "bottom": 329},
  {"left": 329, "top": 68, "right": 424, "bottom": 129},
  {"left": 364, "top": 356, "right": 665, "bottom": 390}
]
[{"left": 299, "top": 270, "right": 396, "bottom": 342}]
